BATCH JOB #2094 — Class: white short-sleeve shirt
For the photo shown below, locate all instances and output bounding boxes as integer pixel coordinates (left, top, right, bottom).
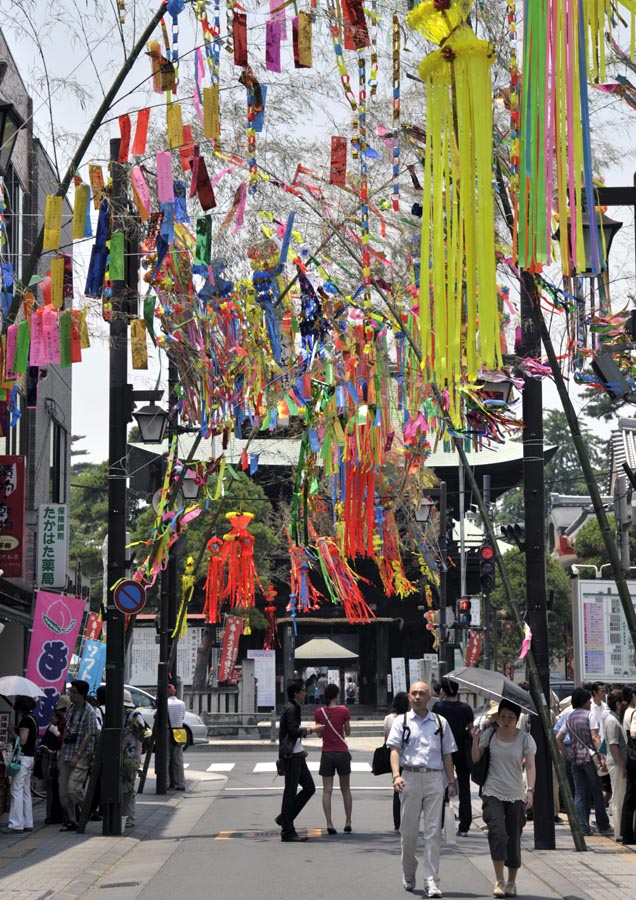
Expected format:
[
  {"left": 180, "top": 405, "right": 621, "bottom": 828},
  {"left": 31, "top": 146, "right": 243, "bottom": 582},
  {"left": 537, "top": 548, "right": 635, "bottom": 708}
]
[{"left": 386, "top": 709, "right": 457, "bottom": 769}]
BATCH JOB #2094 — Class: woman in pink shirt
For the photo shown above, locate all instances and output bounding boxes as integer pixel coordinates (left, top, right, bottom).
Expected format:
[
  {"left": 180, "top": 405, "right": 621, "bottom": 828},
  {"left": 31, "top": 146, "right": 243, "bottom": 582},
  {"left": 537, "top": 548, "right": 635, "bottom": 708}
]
[{"left": 314, "top": 684, "right": 352, "bottom": 834}]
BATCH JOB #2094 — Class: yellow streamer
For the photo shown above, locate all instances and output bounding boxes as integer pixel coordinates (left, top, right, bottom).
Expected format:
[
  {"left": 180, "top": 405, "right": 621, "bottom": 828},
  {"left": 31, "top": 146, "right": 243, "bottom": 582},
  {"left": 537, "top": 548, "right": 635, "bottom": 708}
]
[{"left": 43, "top": 196, "right": 63, "bottom": 251}]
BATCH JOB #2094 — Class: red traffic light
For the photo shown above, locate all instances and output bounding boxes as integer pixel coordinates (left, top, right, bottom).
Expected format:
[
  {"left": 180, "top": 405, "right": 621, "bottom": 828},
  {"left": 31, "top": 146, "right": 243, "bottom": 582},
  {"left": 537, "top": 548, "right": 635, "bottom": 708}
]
[
  {"left": 459, "top": 600, "right": 471, "bottom": 613},
  {"left": 480, "top": 545, "right": 495, "bottom": 560}
]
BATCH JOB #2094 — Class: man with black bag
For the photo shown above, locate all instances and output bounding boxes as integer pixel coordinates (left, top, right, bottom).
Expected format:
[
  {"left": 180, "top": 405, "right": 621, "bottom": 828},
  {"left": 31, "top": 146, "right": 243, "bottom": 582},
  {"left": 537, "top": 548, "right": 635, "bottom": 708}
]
[
  {"left": 276, "top": 680, "right": 323, "bottom": 842},
  {"left": 433, "top": 678, "right": 474, "bottom": 836}
]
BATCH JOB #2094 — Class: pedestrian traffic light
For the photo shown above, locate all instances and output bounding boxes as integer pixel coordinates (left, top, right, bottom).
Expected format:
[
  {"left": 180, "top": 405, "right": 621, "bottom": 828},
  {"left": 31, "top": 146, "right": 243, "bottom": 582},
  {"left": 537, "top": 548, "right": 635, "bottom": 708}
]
[
  {"left": 458, "top": 598, "right": 472, "bottom": 627},
  {"left": 479, "top": 544, "right": 496, "bottom": 592}
]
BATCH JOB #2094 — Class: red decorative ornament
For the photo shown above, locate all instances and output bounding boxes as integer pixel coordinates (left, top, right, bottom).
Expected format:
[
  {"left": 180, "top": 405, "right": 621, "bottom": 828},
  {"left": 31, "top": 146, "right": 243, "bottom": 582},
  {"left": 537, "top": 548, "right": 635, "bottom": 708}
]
[
  {"left": 263, "top": 584, "right": 279, "bottom": 650},
  {"left": 203, "top": 536, "right": 224, "bottom": 623},
  {"left": 222, "top": 511, "right": 264, "bottom": 609}
]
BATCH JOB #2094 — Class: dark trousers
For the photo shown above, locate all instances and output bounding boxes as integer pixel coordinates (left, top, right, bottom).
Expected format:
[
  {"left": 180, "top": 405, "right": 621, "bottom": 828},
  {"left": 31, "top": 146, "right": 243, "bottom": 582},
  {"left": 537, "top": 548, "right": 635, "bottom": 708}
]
[
  {"left": 482, "top": 796, "right": 526, "bottom": 869},
  {"left": 455, "top": 760, "right": 472, "bottom": 833},
  {"left": 572, "top": 762, "right": 610, "bottom": 833},
  {"left": 280, "top": 753, "right": 315, "bottom": 838},
  {"left": 621, "top": 771, "right": 636, "bottom": 843},
  {"left": 41, "top": 753, "right": 64, "bottom": 824}
]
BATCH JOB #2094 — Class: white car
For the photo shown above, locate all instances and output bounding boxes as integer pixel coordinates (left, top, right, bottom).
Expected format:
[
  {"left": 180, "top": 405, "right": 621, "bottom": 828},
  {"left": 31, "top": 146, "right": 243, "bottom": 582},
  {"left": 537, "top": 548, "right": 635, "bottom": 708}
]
[{"left": 124, "top": 685, "right": 209, "bottom": 750}]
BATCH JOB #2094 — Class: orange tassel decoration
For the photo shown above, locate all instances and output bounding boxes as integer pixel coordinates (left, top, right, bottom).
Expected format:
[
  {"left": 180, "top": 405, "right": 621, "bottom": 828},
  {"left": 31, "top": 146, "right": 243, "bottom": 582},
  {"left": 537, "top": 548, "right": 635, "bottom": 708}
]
[
  {"left": 223, "top": 511, "right": 264, "bottom": 609},
  {"left": 263, "top": 585, "right": 279, "bottom": 650},
  {"left": 203, "top": 536, "right": 224, "bottom": 623}
]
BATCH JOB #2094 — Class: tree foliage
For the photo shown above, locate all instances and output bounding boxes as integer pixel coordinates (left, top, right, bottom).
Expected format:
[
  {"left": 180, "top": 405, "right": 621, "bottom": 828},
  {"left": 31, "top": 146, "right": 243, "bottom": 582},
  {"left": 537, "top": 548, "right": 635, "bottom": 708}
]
[{"left": 489, "top": 548, "right": 572, "bottom": 667}]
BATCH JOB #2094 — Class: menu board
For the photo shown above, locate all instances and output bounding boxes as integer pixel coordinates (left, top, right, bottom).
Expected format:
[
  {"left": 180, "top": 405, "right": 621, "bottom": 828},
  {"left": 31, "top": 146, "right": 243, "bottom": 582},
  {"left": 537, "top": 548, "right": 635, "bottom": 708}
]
[
  {"left": 129, "top": 627, "right": 204, "bottom": 687},
  {"left": 573, "top": 579, "right": 636, "bottom": 682}
]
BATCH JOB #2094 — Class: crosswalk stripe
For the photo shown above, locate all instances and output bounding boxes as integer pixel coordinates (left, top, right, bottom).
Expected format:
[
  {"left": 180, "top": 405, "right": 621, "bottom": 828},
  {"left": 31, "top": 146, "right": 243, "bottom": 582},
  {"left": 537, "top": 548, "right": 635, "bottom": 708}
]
[{"left": 206, "top": 763, "right": 235, "bottom": 772}]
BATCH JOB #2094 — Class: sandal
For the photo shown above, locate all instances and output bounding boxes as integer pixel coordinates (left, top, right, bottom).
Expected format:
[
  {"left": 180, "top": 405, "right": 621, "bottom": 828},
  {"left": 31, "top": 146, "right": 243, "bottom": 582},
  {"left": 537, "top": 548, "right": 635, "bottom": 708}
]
[
  {"left": 504, "top": 884, "right": 517, "bottom": 897},
  {"left": 493, "top": 882, "right": 506, "bottom": 899}
]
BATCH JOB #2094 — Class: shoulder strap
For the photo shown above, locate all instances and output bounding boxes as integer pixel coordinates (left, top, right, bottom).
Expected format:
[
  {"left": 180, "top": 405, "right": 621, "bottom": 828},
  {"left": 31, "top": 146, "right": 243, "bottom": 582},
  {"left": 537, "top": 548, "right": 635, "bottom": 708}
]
[{"left": 321, "top": 707, "right": 348, "bottom": 746}]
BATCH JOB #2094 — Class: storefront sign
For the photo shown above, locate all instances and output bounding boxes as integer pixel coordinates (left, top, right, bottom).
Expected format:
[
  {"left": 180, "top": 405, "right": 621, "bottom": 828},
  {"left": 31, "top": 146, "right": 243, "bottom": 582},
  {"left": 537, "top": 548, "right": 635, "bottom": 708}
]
[
  {"left": 0, "top": 455, "right": 26, "bottom": 577},
  {"left": 37, "top": 503, "right": 69, "bottom": 588}
]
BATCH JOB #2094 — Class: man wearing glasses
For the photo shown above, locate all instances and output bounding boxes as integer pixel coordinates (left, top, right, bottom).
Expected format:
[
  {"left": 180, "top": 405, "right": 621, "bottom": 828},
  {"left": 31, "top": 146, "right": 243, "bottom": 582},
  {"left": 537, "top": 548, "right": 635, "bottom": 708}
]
[{"left": 388, "top": 682, "right": 457, "bottom": 897}]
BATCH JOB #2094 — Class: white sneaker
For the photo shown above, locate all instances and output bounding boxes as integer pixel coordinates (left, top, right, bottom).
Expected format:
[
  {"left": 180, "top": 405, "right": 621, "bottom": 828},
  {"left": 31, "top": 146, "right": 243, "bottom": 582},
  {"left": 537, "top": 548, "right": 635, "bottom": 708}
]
[
  {"left": 426, "top": 878, "right": 443, "bottom": 898},
  {"left": 402, "top": 875, "right": 415, "bottom": 892}
]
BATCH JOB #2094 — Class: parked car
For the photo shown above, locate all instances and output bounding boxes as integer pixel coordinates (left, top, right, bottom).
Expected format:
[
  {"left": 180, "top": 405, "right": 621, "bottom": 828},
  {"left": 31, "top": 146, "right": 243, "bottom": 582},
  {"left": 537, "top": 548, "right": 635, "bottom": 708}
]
[
  {"left": 125, "top": 685, "right": 208, "bottom": 750},
  {"left": 71, "top": 683, "right": 209, "bottom": 750}
]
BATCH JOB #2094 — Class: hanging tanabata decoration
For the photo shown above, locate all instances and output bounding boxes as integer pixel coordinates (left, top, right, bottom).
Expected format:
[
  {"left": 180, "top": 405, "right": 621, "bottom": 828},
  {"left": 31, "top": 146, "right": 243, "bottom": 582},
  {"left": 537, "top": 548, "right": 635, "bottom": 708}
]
[{"left": 407, "top": 0, "right": 500, "bottom": 421}]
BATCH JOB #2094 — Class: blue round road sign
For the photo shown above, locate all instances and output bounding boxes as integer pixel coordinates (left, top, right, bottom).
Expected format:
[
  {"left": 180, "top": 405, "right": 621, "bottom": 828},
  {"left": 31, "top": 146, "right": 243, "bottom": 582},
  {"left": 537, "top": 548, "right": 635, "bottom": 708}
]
[{"left": 113, "top": 579, "right": 146, "bottom": 614}]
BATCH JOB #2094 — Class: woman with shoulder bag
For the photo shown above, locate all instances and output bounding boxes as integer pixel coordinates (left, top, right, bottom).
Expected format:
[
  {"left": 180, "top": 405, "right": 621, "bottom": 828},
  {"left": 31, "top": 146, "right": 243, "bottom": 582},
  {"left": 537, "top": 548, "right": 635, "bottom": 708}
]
[
  {"left": 315, "top": 684, "right": 352, "bottom": 834},
  {"left": 1, "top": 696, "right": 39, "bottom": 834},
  {"left": 471, "top": 700, "right": 536, "bottom": 898}
]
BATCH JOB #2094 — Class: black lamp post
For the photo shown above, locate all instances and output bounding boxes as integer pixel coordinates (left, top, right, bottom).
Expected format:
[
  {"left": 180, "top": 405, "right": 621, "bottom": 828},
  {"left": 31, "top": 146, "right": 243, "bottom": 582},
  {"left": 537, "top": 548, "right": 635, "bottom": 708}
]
[
  {"left": 133, "top": 402, "right": 169, "bottom": 444},
  {"left": 0, "top": 102, "right": 24, "bottom": 176},
  {"left": 415, "top": 482, "right": 451, "bottom": 674}
]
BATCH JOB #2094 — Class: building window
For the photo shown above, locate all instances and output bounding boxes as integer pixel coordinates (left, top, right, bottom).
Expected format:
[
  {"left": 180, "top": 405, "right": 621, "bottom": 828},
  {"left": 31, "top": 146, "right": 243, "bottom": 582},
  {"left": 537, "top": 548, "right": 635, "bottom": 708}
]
[
  {"left": 49, "top": 421, "right": 67, "bottom": 503},
  {"left": 3, "top": 163, "right": 24, "bottom": 280},
  {"left": 1, "top": 391, "right": 27, "bottom": 456}
]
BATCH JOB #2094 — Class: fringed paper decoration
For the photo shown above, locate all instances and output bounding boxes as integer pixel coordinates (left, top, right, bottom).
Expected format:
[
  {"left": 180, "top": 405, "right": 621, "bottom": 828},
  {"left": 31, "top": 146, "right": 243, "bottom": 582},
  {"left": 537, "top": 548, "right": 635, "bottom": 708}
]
[
  {"left": 518, "top": 1, "right": 602, "bottom": 276},
  {"left": 407, "top": 0, "right": 500, "bottom": 412},
  {"left": 313, "top": 533, "right": 375, "bottom": 624},
  {"left": 263, "top": 586, "right": 279, "bottom": 650},
  {"left": 203, "top": 536, "right": 224, "bottom": 623},
  {"left": 173, "top": 557, "right": 195, "bottom": 639},
  {"left": 222, "top": 511, "right": 264, "bottom": 609},
  {"left": 288, "top": 539, "right": 324, "bottom": 614}
]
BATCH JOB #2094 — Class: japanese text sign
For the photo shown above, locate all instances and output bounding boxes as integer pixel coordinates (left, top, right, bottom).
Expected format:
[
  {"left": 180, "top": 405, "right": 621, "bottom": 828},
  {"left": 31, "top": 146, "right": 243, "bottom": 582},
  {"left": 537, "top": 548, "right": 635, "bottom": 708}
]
[
  {"left": 0, "top": 455, "right": 26, "bottom": 577},
  {"left": 37, "top": 503, "right": 69, "bottom": 588},
  {"left": 217, "top": 615, "right": 244, "bottom": 682}
]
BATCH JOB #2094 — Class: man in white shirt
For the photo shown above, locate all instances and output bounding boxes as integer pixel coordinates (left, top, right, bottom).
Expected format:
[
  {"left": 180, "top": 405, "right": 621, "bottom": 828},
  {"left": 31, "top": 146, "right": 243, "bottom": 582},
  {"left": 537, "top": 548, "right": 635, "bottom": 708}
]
[
  {"left": 167, "top": 683, "right": 186, "bottom": 791},
  {"left": 388, "top": 682, "right": 457, "bottom": 898},
  {"left": 589, "top": 682, "right": 609, "bottom": 746}
]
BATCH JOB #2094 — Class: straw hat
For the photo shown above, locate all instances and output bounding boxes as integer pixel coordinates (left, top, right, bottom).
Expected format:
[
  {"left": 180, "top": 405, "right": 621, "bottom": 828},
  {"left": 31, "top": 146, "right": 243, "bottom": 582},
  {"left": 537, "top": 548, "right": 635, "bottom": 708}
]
[{"left": 55, "top": 694, "right": 71, "bottom": 712}]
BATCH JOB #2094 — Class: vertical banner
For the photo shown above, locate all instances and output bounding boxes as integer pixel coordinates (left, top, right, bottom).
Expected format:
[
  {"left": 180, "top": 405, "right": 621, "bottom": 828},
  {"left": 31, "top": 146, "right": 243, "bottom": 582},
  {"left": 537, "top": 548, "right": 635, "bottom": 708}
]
[
  {"left": 77, "top": 639, "right": 107, "bottom": 695},
  {"left": 26, "top": 590, "right": 85, "bottom": 730},
  {"left": 390, "top": 657, "right": 407, "bottom": 694},
  {"left": 85, "top": 612, "right": 103, "bottom": 641},
  {"left": 37, "top": 503, "right": 69, "bottom": 588},
  {"left": 465, "top": 630, "right": 483, "bottom": 667},
  {"left": 217, "top": 615, "right": 244, "bottom": 682},
  {"left": 0, "top": 455, "right": 26, "bottom": 577}
]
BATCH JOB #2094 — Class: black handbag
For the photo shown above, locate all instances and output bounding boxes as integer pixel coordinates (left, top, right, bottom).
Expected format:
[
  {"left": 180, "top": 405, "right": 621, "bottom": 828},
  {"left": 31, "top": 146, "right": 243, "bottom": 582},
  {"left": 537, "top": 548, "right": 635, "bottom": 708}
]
[
  {"left": 372, "top": 744, "right": 392, "bottom": 776},
  {"left": 626, "top": 735, "right": 636, "bottom": 774},
  {"left": 471, "top": 727, "right": 494, "bottom": 787}
]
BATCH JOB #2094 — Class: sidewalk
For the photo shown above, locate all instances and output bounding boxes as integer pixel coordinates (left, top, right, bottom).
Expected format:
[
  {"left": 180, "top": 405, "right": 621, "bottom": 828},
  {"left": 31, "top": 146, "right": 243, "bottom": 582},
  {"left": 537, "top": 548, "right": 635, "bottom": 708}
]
[{"left": 1, "top": 766, "right": 634, "bottom": 900}]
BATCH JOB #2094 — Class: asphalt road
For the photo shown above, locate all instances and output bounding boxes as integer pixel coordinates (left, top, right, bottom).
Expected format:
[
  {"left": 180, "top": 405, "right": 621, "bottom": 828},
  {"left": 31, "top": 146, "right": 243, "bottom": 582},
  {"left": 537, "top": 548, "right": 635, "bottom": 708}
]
[{"left": 132, "top": 748, "right": 563, "bottom": 900}]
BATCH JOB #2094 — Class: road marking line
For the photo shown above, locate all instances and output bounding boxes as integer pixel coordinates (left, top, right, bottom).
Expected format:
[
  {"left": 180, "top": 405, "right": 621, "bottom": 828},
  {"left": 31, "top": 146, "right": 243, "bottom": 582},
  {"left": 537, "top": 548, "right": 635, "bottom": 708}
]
[
  {"left": 351, "top": 762, "right": 372, "bottom": 772},
  {"left": 253, "top": 762, "right": 277, "bottom": 772},
  {"left": 206, "top": 763, "right": 235, "bottom": 772}
]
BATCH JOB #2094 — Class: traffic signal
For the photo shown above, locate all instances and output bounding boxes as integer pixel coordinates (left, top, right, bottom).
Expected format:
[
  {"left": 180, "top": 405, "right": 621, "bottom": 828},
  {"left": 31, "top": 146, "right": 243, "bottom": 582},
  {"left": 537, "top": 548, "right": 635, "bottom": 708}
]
[
  {"left": 479, "top": 544, "right": 496, "bottom": 592},
  {"left": 458, "top": 598, "right": 472, "bottom": 627}
]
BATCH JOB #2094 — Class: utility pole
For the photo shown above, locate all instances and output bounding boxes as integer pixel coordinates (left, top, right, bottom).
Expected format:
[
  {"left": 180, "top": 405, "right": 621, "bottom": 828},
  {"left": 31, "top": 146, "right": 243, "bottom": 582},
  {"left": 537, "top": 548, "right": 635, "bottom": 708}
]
[
  {"left": 102, "top": 137, "right": 127, "bottom": 835},
  {"left": 520, "top": 272, "right": 555, "bottom": 851},
  {"left": 155, "top": 357, "right": 179, "bottom": 794}
]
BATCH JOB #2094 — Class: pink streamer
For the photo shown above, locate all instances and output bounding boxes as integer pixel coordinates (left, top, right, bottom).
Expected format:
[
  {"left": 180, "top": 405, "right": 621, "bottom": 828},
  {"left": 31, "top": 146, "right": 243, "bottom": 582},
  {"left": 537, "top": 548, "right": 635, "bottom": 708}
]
[
  {"left": 5, "top": 323, "right": 18, "bottom": 377},
  {"left": 269, "top": 0, "right": 287, "bottom": 39},
  {"left": 156, "top": 151, "right": 175, "bottom": 203}
]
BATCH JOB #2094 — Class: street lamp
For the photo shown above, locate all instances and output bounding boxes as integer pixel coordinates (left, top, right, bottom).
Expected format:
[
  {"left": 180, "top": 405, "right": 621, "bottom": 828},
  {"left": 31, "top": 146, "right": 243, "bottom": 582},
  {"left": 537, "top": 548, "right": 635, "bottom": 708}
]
[
  {"left": 181, "top": 468, "right": 201, "bottom": 501},
  {"left": 416, "top": 483, "right": 451, "bottom": 673},
  {"left": 0, "top": 102, "right": 24, "bottom": 176},
  {"left": 553, "top": 207, "right": 623, "bottom": 276},
  {"left": 133, "top": 402, "right": 169, "bottom": 444}
]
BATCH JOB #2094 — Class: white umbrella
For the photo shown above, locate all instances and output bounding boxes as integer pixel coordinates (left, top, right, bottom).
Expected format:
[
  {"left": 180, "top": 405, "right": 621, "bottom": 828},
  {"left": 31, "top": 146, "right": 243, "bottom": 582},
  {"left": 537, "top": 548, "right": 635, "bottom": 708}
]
[{"left": 0, "top": 675, "right": 46, "bottom": 698}]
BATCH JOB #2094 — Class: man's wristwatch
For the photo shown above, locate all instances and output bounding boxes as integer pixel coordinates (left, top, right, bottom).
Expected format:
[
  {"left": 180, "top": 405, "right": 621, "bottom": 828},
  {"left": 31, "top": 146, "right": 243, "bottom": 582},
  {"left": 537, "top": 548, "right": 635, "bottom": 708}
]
[{"left": 526, "top": 787, "right": 534, "bottom": 792}]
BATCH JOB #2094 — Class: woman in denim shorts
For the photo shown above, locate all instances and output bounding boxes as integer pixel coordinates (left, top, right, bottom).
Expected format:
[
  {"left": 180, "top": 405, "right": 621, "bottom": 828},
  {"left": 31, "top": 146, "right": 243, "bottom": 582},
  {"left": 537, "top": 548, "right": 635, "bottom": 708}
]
[{"left": 315, "top": 684, "right": 352, "bottom": 834}]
